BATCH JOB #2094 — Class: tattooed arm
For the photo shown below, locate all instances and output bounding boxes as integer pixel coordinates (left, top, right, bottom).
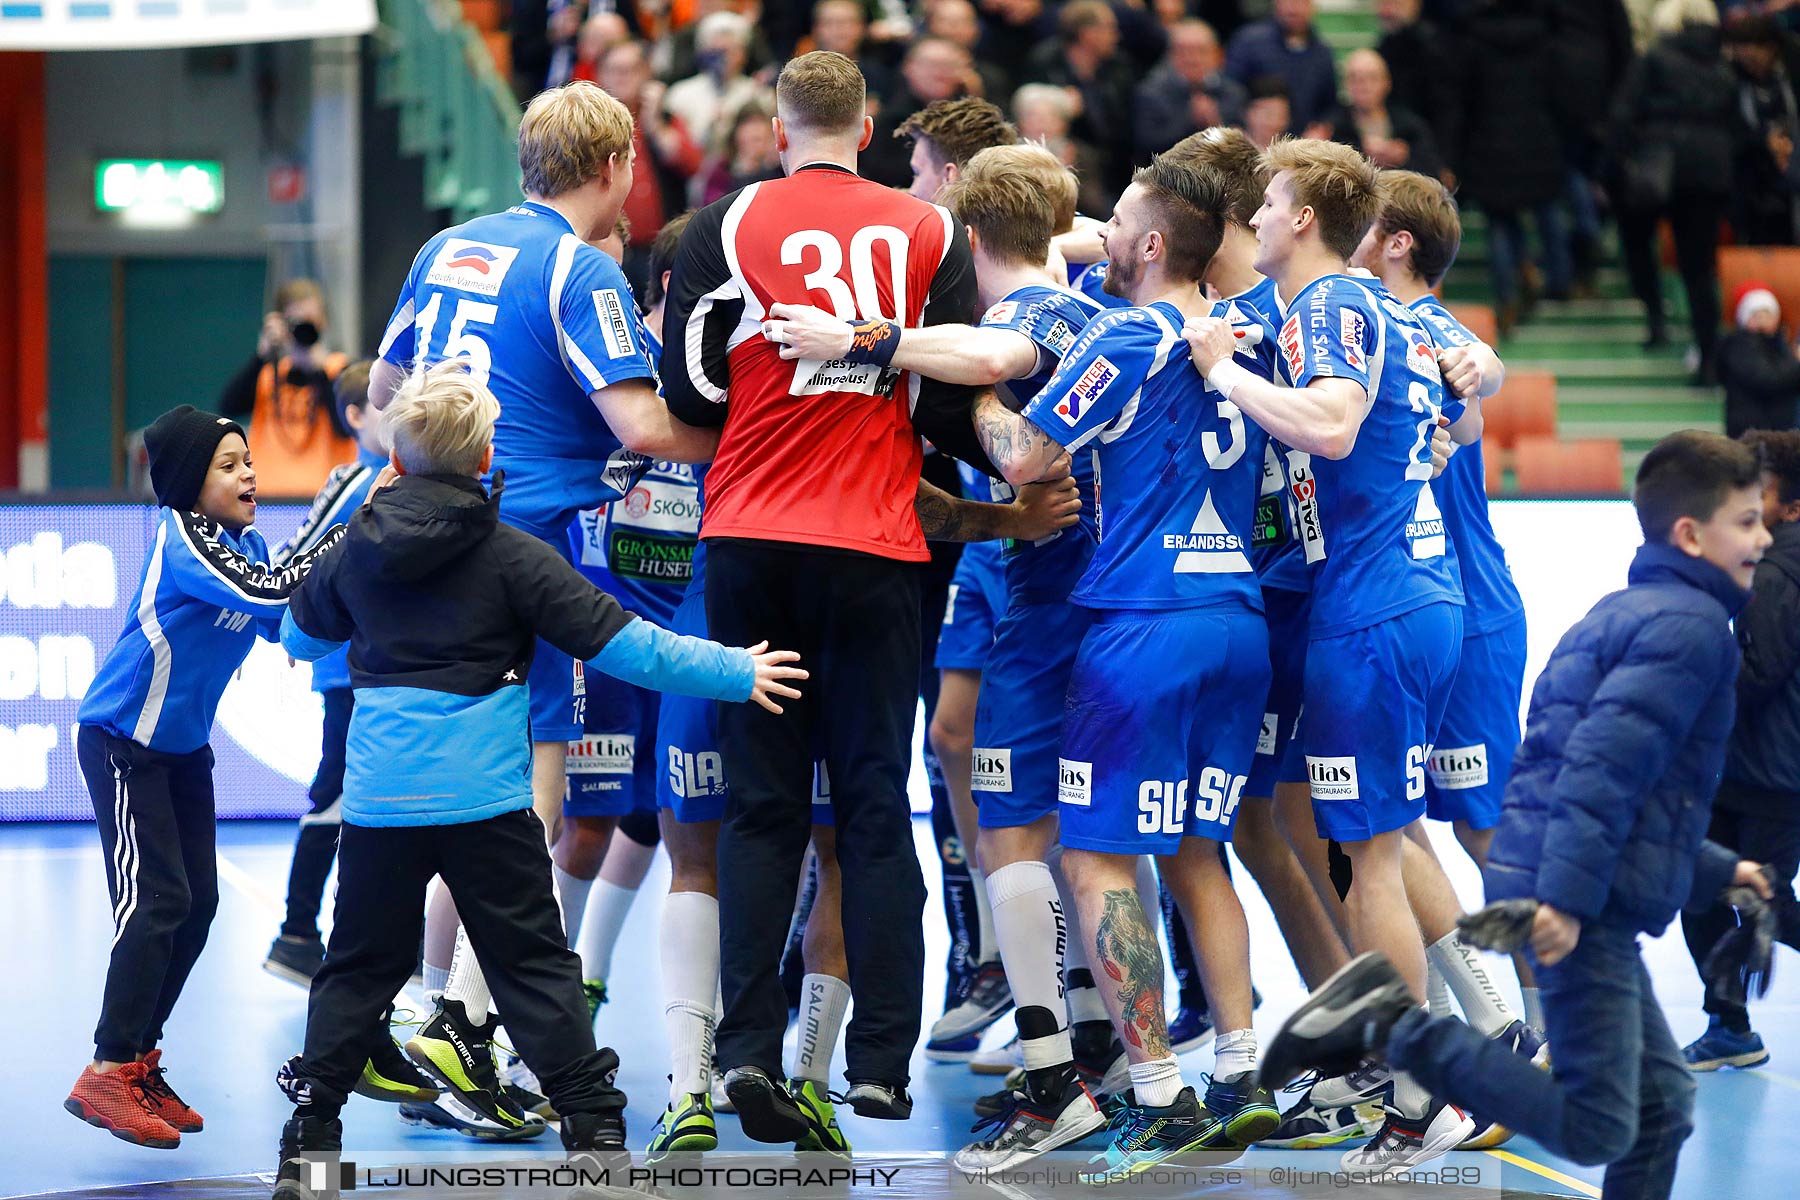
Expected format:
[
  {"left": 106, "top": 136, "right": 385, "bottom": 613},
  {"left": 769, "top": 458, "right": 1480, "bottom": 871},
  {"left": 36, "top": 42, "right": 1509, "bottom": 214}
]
[
  {"left": 914, "top": 468, "right": 1082, "bottom": 543},
  {"left": 974, "top": 392, "right": 1067, "bottom": 488}
]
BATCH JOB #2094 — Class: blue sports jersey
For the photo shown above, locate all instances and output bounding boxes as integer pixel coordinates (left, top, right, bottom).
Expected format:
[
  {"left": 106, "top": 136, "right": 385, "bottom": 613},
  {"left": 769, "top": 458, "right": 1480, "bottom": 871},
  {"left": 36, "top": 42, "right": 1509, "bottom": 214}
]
[
  {"left": 1228, "top": 277, "right": 1311, "bottom": 597},
  {"left": 571, "top": 459, "right": 703, "bottom": 627},
  {"left": 1409, "top": 295, "right": 1525, "bottom": 636},
  {"left": 80, "top": 511, "right": 330, "bottom": 754},
  {"left": 277, "top": 445, "right": 388, "bottom": 693},
  {"left": 981, "top": 283, "right": 1104, "bottom": 602},
  {"left": 1071, "top": 261, "right": 1132, "bottom": 310},
  {"left": 376, "top": 201, "right": 659, "bottom": 539},
  {"left": 1273, "top": 274, "right": 1464, "bottom": 639},
  {"left": 1024, "top": 299, "right": 1271, "bottom": 612}
]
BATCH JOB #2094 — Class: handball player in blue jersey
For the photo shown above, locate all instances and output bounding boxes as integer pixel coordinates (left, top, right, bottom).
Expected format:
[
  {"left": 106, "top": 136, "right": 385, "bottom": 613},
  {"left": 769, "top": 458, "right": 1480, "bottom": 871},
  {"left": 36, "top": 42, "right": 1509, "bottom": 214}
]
[
  {"left": 952, "top": 156, "right": 1281, "bottom": 1181},
  {"left": 368, "top": 82, "right": 720, "bottom": 1135},
  {"left": 1183, "top": 138, "right": 1483, "bottom": 1174}
]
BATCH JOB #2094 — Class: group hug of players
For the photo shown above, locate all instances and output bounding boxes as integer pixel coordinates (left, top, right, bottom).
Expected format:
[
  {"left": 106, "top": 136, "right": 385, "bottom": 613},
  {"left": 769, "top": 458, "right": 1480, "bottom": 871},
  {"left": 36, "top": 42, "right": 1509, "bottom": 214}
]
[{"left": 58, "top": 51, "right": 1557, "bottom": 1195}]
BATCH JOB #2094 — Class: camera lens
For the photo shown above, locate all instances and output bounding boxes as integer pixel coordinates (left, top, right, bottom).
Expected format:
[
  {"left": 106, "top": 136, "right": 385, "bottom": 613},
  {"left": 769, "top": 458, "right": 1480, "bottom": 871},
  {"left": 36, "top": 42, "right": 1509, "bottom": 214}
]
[{"left": 289, "top": 320, "right": 321, "bottom": 347}]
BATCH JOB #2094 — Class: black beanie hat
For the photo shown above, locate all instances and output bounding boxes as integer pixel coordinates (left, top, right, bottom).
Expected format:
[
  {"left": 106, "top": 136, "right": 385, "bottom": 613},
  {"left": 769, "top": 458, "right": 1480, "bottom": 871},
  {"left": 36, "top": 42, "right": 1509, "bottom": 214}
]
[{"left": 144, "top": 405, "right": 248, "bottom": 512}]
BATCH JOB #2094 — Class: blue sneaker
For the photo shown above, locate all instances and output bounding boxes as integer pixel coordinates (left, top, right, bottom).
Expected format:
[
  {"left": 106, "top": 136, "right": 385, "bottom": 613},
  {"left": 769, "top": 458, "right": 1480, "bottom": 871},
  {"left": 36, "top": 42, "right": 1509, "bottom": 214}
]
[
  {"left": 1683, "top": 1020, "right": 1769, "bottom": 1071},
  {"left": 1078, "top": 1086, "right": 1229, "bottom": 1184},
  {"left": 1168, "top": 1006, "right": 1214, "bottom": 1056},
  {"left": 925, "top": 1033, "right": 981, "bottom": 1063}
]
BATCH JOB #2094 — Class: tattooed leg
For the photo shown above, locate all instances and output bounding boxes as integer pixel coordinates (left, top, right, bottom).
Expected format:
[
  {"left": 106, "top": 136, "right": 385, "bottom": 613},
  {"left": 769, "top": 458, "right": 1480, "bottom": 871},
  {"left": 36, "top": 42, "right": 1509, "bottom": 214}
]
[{"left": 1063, "top": 848, "right": 1172, "bottom": 1063}]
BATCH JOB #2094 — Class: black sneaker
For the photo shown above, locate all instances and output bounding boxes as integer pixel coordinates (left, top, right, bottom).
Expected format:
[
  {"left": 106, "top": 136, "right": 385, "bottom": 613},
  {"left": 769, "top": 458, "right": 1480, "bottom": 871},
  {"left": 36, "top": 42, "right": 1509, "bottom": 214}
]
[
  {"left": 723, "top": 1066, "right": 809, "bottom": 1143},
  {"left": 404, "top": 999, "right": 540, "bottom": 1137},
  {"left": 1260, "top": 952, "right": 1415, "bottom": 1091},
  {"left": 1199, "top": 1071, "right": 1280, "bottom": 1147},
  {"left": 844, "top": 1079, "right": 913, "bottom": 1120},
  {"left": 272, "top": 1114, "right": 343, "bottom": 1200},
  {"left": 264, "top": 935, "right": 325, "bottom": 988},
  {"left": 356, "top": 1031, "right": 437, "bottom": 1104}
]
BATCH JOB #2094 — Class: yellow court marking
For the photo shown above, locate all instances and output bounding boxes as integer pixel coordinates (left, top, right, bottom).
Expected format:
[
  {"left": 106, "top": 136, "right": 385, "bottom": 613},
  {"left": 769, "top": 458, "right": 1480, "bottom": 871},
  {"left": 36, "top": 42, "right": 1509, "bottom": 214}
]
[
  {"left": 1754, "top": 1068, "right": 1800, "bottom": 1093},
  {"left": 1485, "top": 1148, "right": 1602, "bottom": 1197}
]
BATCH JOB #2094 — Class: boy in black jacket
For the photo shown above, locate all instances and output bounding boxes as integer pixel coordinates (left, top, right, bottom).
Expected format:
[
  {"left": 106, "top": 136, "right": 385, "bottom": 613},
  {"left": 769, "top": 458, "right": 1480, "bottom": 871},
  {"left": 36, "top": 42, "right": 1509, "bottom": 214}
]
[
  {"left": 271, "top": 362, "right": 804, "bottom": 1199},
  {"left": 1681, "top": 428, "right": 1800, "bottom": 1069},
  {"left": 1260, "top": 431, "right": 1775, "bottom": 1195}
]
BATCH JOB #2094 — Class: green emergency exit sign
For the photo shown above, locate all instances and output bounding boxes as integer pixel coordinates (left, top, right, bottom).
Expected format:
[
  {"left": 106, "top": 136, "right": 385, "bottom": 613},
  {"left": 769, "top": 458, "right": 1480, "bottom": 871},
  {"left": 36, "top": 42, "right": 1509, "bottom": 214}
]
[{"left": 95, "top": 159, "right": 224, "bottom": 214}]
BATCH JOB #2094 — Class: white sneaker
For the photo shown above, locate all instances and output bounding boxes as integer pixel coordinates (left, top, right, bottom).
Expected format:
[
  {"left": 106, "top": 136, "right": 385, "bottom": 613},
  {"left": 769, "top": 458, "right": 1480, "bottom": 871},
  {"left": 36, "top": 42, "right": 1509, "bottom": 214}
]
[
  {"left": 1263, "top": 1081, "right": 1375, "bottom": 1149},
  {"left": 1311, "top": 1058, "right": 1393, "bottom": 1109},
  {"left": 710, "top": 1074, "right": 735, "bottom": 1114},
  {"left": 952, "top": 1078, "right": 1107, "bottom": 1172},
  {"left": 969, "top": 1034, "right": 1023, "bottom": 1076},
  {"left": 1340, "top": 1098, "right": 1475, "bottom": 1180}
]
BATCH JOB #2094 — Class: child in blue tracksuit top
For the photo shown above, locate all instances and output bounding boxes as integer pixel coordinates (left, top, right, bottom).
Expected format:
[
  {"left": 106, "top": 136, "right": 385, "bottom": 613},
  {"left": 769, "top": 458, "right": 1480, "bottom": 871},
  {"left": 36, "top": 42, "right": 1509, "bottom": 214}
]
[
  {"left": 264, "top": 361, "right": 389, "bottom": 987},
  {"left": 1263, "top": 430, "right": 1777, "bottom": 1197},
  {"left": 65, "top": 406, "right": 345, "bottom": 1149},
  {"left": 270, "top": 361, "right": 804, "bottom": 1200}
]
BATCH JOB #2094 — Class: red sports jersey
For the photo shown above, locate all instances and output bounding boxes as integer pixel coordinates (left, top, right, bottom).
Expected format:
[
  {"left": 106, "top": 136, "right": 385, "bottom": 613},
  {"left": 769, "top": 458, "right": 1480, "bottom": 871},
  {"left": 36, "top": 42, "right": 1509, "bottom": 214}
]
[{"left": 661, "top": 163, "right": 990, "bottom": 561}]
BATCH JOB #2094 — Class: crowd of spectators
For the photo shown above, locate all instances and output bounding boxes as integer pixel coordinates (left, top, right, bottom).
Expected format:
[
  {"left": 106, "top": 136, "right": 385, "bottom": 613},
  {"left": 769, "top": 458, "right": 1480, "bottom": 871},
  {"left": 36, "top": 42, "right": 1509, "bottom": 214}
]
[{"left": 488, "top": 0, "right": 1800, "bottom": 420}]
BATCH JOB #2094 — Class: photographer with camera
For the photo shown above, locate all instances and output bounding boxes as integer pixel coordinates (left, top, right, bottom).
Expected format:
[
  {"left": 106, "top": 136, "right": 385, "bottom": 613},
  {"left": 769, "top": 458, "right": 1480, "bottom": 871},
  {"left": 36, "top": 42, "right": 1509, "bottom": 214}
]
[{"left": 219, "top": 278, "right": 354, "bottom": 498}]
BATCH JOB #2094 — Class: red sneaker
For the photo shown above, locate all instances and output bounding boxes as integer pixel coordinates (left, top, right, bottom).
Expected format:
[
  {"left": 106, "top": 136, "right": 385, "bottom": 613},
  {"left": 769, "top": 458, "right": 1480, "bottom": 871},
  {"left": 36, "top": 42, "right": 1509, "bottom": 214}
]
[
  {"left": 140, "top": 1050, "right": 205, "bottom": 1132},
  {"left": 65, "top": 1062, "right": 182, "bottom": 1148}
]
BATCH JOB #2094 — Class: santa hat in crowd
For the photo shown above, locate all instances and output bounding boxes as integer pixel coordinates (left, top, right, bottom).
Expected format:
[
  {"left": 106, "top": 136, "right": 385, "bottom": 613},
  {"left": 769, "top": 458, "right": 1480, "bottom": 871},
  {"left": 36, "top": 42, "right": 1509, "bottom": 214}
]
[{"left": 1733, "top": 281, "right": 1781, "bottom": 329}]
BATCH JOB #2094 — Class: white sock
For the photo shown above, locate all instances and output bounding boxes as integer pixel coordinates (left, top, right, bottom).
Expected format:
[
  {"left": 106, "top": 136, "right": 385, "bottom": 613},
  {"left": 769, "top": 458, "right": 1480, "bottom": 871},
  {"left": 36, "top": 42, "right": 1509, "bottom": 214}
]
[
  {"left": 988, "top": 861, "right": 1074, "bottom": 1068},
  {"left": 661, "top": 891, "right": 720, "bottom": 1101},
  {"left": 554, "top": 865, "right": 595, "bottom": 949},
  {"left": 1388, "top": 1066, "right": 1434, "bottom": 1118},
  {"left": 1128, "top": 1056, "right": 1184, "bottom": 1108},
  {"left": 1522, "top": 987, "right": 1546, "bottom": 1034},
  {"left": 1427, "top": 930, "right": 1514, "bottom": 1036},
  {"left": 971, "top": 863, "right": 998, "bottom": 963},
  {"left": 1048, "top": 852, "right": 1110, "bottom": 1025},
  {"left": 576, "top": 879, "right": 641, "bottom": 984},
  {"left": 1213, "top": 1028, "right": 1257, "bottom": 1077},
  {"left": 444, "top": 927, "right": 492, "bottom": 1019},
  {"left": 790, "top": 973, "right": 851, "bottom": 1085},
  {"left": 423, "top": 963, "right": 450, "bottom": 993},
  {"left": 1426, "top": 959, "right": 1454, "bottom": 1018}
]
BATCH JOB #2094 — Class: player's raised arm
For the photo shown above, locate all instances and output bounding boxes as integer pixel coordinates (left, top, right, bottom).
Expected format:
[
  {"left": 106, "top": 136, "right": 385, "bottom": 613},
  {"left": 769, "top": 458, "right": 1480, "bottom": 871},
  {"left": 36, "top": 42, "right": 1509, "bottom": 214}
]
[{"left": 762, "top": 304, "right": 1043, "bottom": 386}]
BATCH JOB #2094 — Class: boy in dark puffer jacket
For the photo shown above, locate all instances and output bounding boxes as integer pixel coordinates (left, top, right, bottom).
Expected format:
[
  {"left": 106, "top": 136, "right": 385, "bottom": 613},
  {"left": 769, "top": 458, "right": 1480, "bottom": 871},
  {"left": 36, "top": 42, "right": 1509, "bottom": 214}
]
[{"left": 1262, "top": 430, "right": 1775, "bottom": 1196}]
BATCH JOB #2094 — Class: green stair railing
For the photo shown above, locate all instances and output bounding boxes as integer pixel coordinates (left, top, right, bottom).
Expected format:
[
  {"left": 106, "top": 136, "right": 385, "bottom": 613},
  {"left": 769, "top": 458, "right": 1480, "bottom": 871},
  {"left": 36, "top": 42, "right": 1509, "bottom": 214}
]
[{"left": 375, "top": 0, "right": 521, "bottom": 222}]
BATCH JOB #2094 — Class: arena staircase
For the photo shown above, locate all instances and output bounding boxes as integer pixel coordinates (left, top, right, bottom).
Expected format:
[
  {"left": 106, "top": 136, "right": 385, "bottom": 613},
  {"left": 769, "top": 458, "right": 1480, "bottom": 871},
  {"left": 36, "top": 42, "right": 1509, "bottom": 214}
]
[
  {"left": 1323, "top": 0, "right": 1723, "bottom": 492},
  {"left": 373, "top": 0, "right": 521, "bottom": 222}
]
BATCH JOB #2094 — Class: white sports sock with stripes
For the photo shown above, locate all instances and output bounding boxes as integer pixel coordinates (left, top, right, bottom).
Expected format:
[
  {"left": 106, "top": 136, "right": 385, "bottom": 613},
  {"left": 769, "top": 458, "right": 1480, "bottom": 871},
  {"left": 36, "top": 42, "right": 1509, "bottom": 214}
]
[
  {"left": 790, "top": 974, "right": 851, "bottom": 1085},
  {"left": 444, "top": 927, "right": 493, "bottom": 1019},
  {"left": 987, "top": 861, "right": 1074, "bottom": 1068},
  {"left": 662, "top": 891, "right": 719, "bottom": 1101},
  {"left": 1426, "top": 959, "right": 1455, "bottom": 1018},
  {"left": 1428, "top": 931, "right": 1514, "bottom": 1036}
]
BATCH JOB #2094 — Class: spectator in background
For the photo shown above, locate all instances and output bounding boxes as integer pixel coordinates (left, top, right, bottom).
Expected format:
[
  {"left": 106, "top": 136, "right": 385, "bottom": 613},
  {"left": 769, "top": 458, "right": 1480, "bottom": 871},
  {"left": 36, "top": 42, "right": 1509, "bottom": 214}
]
[
  {"left": 1025, "top": 0, "right": 1136, "bottom": 197},
  {"left": 1725, "top": 17, "right": 1800, "bottom": 245},
  {"left": 1132, "top": 19, "right": 1247, "bottom": 163},
  {"left": 571, "top": 10, "right": 632, "bottom": 81},
  {"left": 1608, "top": 0, "right": 1739, "bottom": 381},
  {"left": 976, "top": 0, "right": 1051, "bottom": 97},
  {"left": 795, "top": 0, "right": 897, "bottom": 100},
  {"left": 865, "top": 36, "right": 975, "bottom": 186},
  {"left": 656, "top": 0, "right": 773, "bottom": 84},
  {"left": 598, "top": 39, "right": 703, "bottom": 288},
  {"left": 1224, "top": 0, "right": 1337, "bottom": 133},
  {"left": 1446, "top": 0, "right": 1572, "bottom": 335},
  {"left": 1242, "top": 74, "right": 1292, "bottom": 150},
  {"left": 695, "top": 99, "right": 784, "bottom": 205},
  {"left": 1719, "top": 285, "right": 1800, "bottom": 435},
  {"left": 928, "top": 0, "right": 1010, "bottom": 103},
  {"left": 1013, "top": 83, "right": 1111, "bottom": 216},
  {"left": 1376, "top": 0, "right": 1455, "bottom": 146},
  {"left": 1322, "top": 48, "right": 1443, "bottom": 179},
  {"left": 218, "top": 278, "right": 353, "bottom": 499},
  {"left": 664, "top": 11, "right": 767, "bottom": 153},
  {"left": 1547, "top": 0, "right": 1635, "bottom": 291}
]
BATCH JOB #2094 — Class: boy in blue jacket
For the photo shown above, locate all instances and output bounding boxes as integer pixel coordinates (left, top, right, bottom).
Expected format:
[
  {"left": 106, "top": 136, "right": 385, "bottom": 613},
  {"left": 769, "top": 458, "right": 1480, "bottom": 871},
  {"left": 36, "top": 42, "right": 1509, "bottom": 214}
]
[
  {"left": 65, "top": 406, "right": 345, "bottom": 1149},
  {"left": 271, "top": 361, "right": 804, "bottom": 1199},
  {"left": 1261, "top": 430, "right": 1776, "bottom": 1196}
]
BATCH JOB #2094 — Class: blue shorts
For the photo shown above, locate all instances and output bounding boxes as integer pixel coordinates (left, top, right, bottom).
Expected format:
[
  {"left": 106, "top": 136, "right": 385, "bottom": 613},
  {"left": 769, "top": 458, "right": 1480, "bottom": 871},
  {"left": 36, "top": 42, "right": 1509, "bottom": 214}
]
[
  {"left": 1303, "top": 602, "right": 1464, "bottom": 842},
  {"left": 1247, "top": 587, "right": 1311, "bottom": 798},
  {"left": 565, "top": 672, "right": 661, "bottom": 817},
  {"left": 655, "top": 586, "right": 834, "bottom": 827},
  {"left": 1425, "top": 615, "right": 1526, "bottom": 831},
  {"left": 973, "top": 599, "right": 1093, "bottom": 829},
  {"left": 1058, "top": 606, "right": 1271, "bottom": 855},
  {"left": 935, "top": 542, "right": 1009, "bottom": 671}
]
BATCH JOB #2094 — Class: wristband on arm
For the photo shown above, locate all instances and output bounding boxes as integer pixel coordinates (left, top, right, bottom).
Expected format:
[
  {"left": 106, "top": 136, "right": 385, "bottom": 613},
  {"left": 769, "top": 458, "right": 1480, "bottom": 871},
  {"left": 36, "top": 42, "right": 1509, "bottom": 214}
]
[
  {"left": 1205, "top": 358, "right": 1256, "bottom": 401},
  {"left": 842, "top": 318, "right": 902, "bottom": 368}
]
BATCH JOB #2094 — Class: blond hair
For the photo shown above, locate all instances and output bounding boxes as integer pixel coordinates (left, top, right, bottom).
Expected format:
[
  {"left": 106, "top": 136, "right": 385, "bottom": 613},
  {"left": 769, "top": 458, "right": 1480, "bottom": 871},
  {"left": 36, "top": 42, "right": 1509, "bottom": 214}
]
[
  {"left": 1373, "top": 169, "right": 1462, "bottom": 287},
  {"left": 386, "top": 361, "right": 500, "bottom": 476},
  {"left": 775, "top": 51, "right": 866, "bottom": 134},
  {"left": 1262, "top": 138, "right": 1382, "bottom": 261},
  {"left": 519, "top": 81, "right": 635, "bottom": 199},
  {"left": 961, "top": 142, "right": 1078, "bottom": 234},
  {"left": 942, "top": 169, "right": 1057, "bottom": 266}
]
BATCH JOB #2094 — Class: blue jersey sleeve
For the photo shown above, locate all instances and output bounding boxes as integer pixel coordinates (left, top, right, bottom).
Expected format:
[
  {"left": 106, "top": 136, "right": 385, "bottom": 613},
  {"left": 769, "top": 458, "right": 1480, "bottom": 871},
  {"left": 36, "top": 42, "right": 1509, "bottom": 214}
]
[
  {"left": 1024, "top": 309, "right": 1161, "bottom": 449},
  {"left": 163, "top": 512, "right": 342, "bottom": 614},
  {"left": 555, "top": 241, "right": 659, "bottom": 394},
  {"left": 1415, "top": 302, "right": 1477, "bottom": 424},
  {"left": 376, "top": 240, "right": 435, "bottom": 367},
  {"left": 1275, "top": 280, "right": 1376, "bottom": 393}
]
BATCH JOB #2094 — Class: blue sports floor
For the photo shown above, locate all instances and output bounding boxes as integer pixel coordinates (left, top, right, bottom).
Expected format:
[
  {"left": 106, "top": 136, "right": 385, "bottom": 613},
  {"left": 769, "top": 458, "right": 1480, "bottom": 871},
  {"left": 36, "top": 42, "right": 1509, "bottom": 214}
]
[{"left": 6, "top": 816, "right": 1797, "bottom": 1199}]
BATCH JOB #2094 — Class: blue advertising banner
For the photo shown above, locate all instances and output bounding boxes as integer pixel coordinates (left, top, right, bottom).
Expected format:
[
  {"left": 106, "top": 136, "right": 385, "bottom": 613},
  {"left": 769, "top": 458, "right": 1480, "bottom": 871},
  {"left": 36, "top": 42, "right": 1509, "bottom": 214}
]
[{"left": 0, "top": 502, "right": 319, "bottom": 821}]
